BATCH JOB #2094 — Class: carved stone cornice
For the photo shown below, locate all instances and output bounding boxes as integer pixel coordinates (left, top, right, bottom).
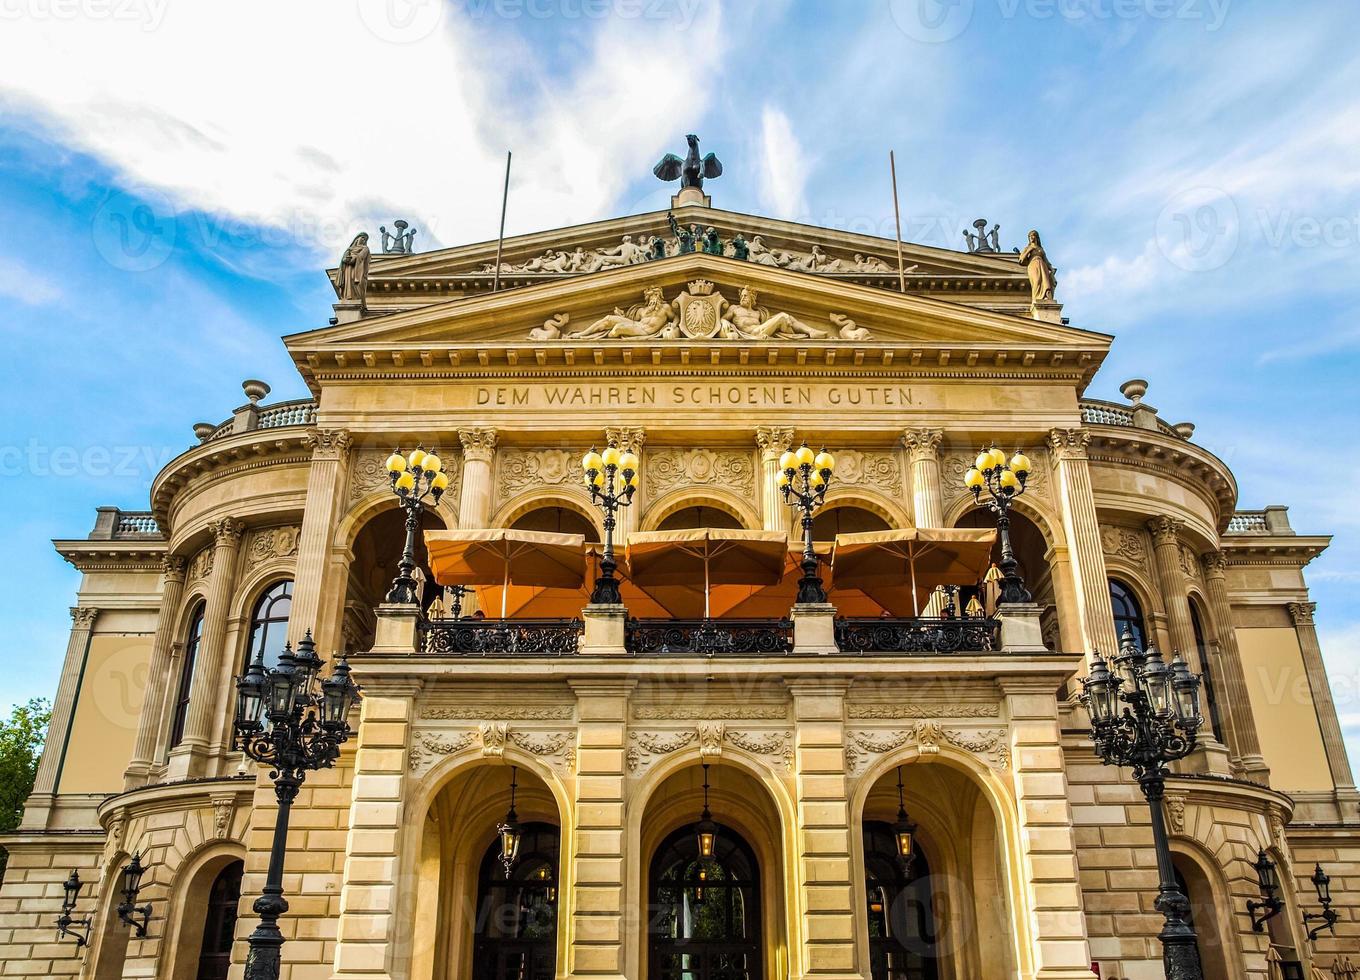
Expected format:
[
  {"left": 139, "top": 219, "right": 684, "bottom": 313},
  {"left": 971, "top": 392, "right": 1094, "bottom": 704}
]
[
  {"left": 902, "top": 427, "right": 943, "bottom": 462},
  {"left": 755, "top": 425, "right": 795, "bottom": 456},
  {"left": 458, "top": 427, "right": 498, "bottom": 463},
  {"left": 1287, "top": 601, "right": 1316, "bottom": 627},
  {"left": 149, "top": 432, "right": 311, "bottom": 531},
  {"left": 69, "top": 606, "right": 99, "bottom": 630},
  {"left": 208, "top": 518, "right": 246, "bottom": 547},
  {"left": 302, "top": 427, "right": 352, "bottom": 460},
  {"left": 1047, "top": 427, "right": 1091, "bottom": 461},
  {"left": 605, "top": 426, "right": 646, "bottom": 452},
  {"left": 1147, "top": 515, "right": 1185, "bottom": 546}
]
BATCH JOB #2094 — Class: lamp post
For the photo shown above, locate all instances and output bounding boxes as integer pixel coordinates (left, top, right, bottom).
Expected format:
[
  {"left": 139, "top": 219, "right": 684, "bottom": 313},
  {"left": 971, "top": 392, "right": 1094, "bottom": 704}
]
[
  {"left": 233, "top": 631, "right": 361, "bottom": 980},
  {"left": 54, "top": 870, "right": 91, "bottom": 947},
  {"left": 582, "top": 443, "right": 638, "bottom": 605},
  {"left": 115, "top": 852, "right": 152, "bottom": 937},
  {"left": 1303, "top": 862, "right": 1338, "bottom": 941},
  {"left": 778, "top": 443, "right": 835, "bottom": 604},
  {"left": 964, "top": 446, "right": 1032, "bottom": 604},
  {"left": 1246, "top": 848, "right": 1283, "bottom": 932},
  {"left": 383, "top": 447, "right": 449, "bottom": 604},
  {"left": 1081, "top": 626, "right": 1204, "bottom": 980}
]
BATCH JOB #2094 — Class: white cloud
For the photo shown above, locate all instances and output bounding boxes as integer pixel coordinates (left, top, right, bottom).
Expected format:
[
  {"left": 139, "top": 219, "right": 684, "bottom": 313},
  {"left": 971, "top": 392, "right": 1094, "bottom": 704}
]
[
  {"left": 0, "top": 1, "right": 726, "bottom": 258},
  {"left": 0, "top": 255, "right": 63, "bottom": 307},
  {"left": 756, "top": 105, "right": 807, "bottom": 219}
]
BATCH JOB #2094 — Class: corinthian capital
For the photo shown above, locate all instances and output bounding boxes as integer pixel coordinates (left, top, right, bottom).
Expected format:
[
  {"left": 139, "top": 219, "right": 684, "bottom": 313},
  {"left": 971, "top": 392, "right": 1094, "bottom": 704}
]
[
  {"left": 1146, "top": 515, "right": 1185, "bottom": 545},
  {"left": 755, "top": 426, "right": 795, "bottom": 455},
  {"left": 209, "top": 518, "right": 246, "bottom": 546},
  {"left": 606, "top": 426, "right": 646, "bottom": 452},
  {"left": 1287, "top": 601, "right": 1316, "bottom": 626},
  {"left": 1047, "top": 427, "right": 1091, "bottom": 460},
  {"left": 1200, "top": 550, "right": 1229, "bottom": 577},
  {"left": 160, "top": 554, "right": 188, "bottom": 580},
  {"left": 303, "top": 427, "right": 352, "bottom": 459},
  {"left": 69, "top": 606, "right": 99, "bottom": 629},
  {"left": 458, "top": 427, "right": 498, "bottom": 463},
  {"left": 902, "top": 428, "right": 943, "bottom": 462}
]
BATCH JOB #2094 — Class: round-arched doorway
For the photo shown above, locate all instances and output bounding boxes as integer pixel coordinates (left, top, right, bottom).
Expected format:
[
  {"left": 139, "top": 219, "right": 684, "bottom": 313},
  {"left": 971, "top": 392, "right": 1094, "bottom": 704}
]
[
  {"left": 864, "top": 822, "right": 940, "bottom": 980},
  {"left": 648, "top": 822, "right": 761, "bottom": 980},
  {"left": 471, "top": 822, "right": 561, "bottom": 980}
]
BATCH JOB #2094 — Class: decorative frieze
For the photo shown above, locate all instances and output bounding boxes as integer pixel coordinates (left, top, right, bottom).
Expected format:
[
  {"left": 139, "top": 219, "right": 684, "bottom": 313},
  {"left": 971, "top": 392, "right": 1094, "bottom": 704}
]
[
  {"left": 633, "top": 703, "right": 788, "bottom": 721},
  {"left": 647, "top": 448, "right": 755, "bottom": 501},
  {"left": 847, "top": 702, "right": 1000, "bottom": 719},
  {"left": 1100, "top": 526, "right": 1147, "bottom": 563},
  {"left": 498, "top": 449, "right": 578, "bottom": 499},
  {"left": 408, "top": 721, "right": 575, "bottom": 773},
  {"left": 844, "top": 723, "right": 1010, "bottom": 772},
  {"left": 187, "top": 547, "right": 214, "bottom": 584},
  {"left": 245, "top": 525, "right": 300, "bottom": 566},
  {"left": 830, "top": 449, "right": 903, "bottom": 497},
  {"left": 408, "top": 730, "right": 477, "bottom": 771},
  {"left": 423, "top": 704, "right": 574, "bottom": 721},
  {"left": 625, "top": 725, "right": 793, "bottom": 773},
  {"left": 626, "top": 730, "right": 697, "bottom": 771}
]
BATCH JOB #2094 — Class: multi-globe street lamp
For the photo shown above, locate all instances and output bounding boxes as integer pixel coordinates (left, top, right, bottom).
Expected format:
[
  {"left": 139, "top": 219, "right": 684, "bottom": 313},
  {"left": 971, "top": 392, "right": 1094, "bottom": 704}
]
[
  {"left": 778, "top": 443, "right": 836, "bottom": 603},
  {"left": 581, "top": 444, "right": 639, "bottom": 604},
  {"left": 1081, "top": 626, "right": 1204, "bottom": 980},
  {"left": 383, "top": 447, "right": 450, "bottom": 604},
  {"left": 234, "top": 631, "right": 361, "bottom": 980},
  {"left": 963, "top": 446, "right": 1032, "bottom": 604}
]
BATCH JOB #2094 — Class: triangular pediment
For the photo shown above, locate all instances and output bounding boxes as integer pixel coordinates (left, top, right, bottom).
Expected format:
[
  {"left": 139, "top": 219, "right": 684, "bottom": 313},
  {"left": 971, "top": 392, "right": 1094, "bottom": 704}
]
[{"left": 290, "top": 253, "right": 1109, "bottom": 391}]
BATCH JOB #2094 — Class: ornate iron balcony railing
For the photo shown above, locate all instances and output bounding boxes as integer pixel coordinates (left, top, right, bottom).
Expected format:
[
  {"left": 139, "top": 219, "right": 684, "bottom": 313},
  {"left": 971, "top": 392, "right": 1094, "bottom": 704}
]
[
  {"left": 833, "top": 617, "right": 999, "bottom": 654},
  {"left": 419, "top": 617, "right": 582, "bottom": 656},
  {"left": 625, "top": 618, "right": 794, "bottom": 656}
]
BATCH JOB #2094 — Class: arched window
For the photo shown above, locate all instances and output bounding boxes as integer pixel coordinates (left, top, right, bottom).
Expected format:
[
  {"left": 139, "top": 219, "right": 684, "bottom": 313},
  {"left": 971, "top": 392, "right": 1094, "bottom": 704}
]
[
  {"left": 168, "top": 602, "right": 205, "bottom": 747},
  {"left": 1189, "top": 601, "right": 1224, "bottom": 742},
  {"left": 195, "top": 861, "right": 242, "bottom": 980},
  {"left": 472, "top": 822, "right": 559, "bottom": 980},
  {"left": 649, "top": 822, "right": 761, "bottom": 980},
  {"left": 863, "top": 821, "right": 940, "bottom": 980},
  {"left": 1108, "top": 579, "right": 1147, "bottom": 651},
  {"left": 246, "top": 580, "right": 293, "bottom": 670}
]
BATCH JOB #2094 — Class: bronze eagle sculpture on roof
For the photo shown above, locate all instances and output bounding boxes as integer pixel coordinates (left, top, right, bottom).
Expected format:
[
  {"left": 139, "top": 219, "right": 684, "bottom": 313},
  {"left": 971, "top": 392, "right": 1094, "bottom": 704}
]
[{"left": 653, "top": 134, "right": 723, "bottom": 191}]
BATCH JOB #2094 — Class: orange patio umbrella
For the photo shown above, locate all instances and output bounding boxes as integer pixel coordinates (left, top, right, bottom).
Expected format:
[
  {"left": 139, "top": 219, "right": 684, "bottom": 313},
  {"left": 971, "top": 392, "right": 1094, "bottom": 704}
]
[
  {"left": 831, "top": 527, "right": 997, "bottom": 616},
  {"left": 424, "top": 529, "right": 586, "bottom": 618},
  {"left": 625, "top": 528, "right": 789, "bottom": 619}
]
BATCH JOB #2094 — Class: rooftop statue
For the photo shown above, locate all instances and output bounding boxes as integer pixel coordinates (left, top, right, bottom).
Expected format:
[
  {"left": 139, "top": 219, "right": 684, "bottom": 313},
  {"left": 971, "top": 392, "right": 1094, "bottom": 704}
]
[
  {"left": 380, "top": 219, "right": 417, "bottom": 254},
  {"left": 963, "top": 218, "right": 1001, "bottom": 253},
  {"left": 653, "top": 133, "right": 723, "bottom": 192},
  {"left": 338, "top": 233, "right": 371, "bottom": 302},
  {"left": 1019, "top": 229, "right": 1058, "bottom": 304}
]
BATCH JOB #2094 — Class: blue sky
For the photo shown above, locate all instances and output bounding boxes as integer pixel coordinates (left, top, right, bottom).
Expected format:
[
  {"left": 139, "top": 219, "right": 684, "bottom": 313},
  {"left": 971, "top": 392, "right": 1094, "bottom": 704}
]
[{"left": 0, "top": 1, "right": 1357, "bottom": 772}]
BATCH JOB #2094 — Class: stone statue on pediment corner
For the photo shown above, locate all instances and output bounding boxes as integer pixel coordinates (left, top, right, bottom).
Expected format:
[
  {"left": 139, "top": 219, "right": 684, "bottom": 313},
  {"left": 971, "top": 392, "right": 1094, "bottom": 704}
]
[
  {"left": 338, "top": 232, "right": 370, "bottom": 302},
  {"left": 1020, "top": 229, "right": 1058, "bottom": 304}
]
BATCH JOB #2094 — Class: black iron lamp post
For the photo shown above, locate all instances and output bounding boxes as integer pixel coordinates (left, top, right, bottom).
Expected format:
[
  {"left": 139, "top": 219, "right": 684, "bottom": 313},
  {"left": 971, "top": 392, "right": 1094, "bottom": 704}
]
[
  {"left": 383, "top": 447, "right": 449, "bottom": 604},
  {"left": 778, "top": 443, "right": 836, "bottom": 604},
  {"left": 964, "top": 446, "right": 1032, "bottom": 604},
  {"left": 1303, "top": 862, "right": 1338, "bottom": 941},
  {"left": 1246, "top": 848, "right": 1284, "bottom": 932},
  {"left": 55, "top": 870, "right": 92, "bottom": 947},
  {"left": 1081, "top": 626, "right": 1205, "bottom": 980},
  {"left": 233, "top": 631, "right": 361, "bottom": 980},
  {"left": 115, "top": 852, "right": 152, "bottom": 937},
  {"left": 496, "top": 766, "right": 523, "bottom": 878},
  {"left": 582, "top": 444, "right": 638, "bottom": 604},
  {"left": 892, "top": 766, "right": 917, "bottom": 875}
]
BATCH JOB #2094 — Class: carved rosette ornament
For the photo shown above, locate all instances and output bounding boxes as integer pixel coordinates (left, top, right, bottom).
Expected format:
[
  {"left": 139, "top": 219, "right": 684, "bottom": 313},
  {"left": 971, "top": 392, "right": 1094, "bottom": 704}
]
[
  {"left": 302, "top": 427, "right": 352, "bottom": 460},
  {"left": 245, "top": 526, "right": 301, "bottom": 566},
  {"left": 648, "top": 448, "right": 755, "bottom": 501},
  {"left": 1101, "top": 527, "right": 1148, "bottom": 563},
  {"left": 458, "top": 427, "right": 498, "bottom": 463}
]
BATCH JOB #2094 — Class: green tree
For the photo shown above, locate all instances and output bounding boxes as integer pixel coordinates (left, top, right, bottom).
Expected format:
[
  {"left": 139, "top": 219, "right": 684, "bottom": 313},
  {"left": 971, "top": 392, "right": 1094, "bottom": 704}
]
[{"left": 0, "top": 698, "right": 51, "bottom": 883}]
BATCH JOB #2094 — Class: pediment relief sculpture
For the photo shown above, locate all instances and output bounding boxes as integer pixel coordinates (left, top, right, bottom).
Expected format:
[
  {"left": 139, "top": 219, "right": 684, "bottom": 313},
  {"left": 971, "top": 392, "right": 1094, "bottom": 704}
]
[{"left": 526, "top": 281, "right": 874, "bottom": 342}]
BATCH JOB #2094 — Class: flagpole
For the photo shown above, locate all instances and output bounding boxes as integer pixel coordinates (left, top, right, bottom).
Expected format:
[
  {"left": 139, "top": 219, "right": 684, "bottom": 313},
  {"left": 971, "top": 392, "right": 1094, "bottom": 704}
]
[
  {"left": 492, "top": 151, "right": 512, "bottom": 293},
  {"left": 889, "top": 150, "right": 907, "bottom": 293}
]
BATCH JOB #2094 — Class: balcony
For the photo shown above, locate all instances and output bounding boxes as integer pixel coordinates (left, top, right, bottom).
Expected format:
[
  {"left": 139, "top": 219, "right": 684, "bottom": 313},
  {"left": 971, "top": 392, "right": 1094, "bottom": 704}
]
[
  {"left": 625, "top": 618, "right": 794, "bottom": 656},
  {"left": 419, "top": 617, "right": 582, "bottom": 656}
]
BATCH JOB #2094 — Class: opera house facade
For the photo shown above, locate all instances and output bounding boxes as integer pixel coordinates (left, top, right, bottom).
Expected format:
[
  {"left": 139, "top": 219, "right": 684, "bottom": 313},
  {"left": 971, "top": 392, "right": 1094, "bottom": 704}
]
[{"left": 1, "top": 181, "right": 1356, "bottom": 980}]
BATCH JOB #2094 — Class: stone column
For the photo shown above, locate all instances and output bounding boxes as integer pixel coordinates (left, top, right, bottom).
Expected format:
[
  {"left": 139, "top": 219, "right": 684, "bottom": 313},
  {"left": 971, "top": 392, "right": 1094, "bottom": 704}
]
[
  {"left": 290, "top": 428, "right": 353, "bottom": 652},
  {"left": 756, "top": 426, "right": 794, "bottom": 533},
  {"left": 20, "top": 606, "right": 98, "bottom": 827},
  {"left": 170, "top": 517, "right": 245, "bottom": 777},
  {"left": 1199, "top": 551, "right": 1269, "bottom": 782},
  {"left": 1001, "top": 677, "right": 1099, "bottom": 980},
  {"left": 606, "top": 426, "right": 645, "bottom": 545},
  {"left": 123, "top": 555, "right": 188, "bottom": 788},
  {"left": 1287, "top": 601, "right": 1358, "bottom": 796},
  {"left": 789, "top": 680, "right": 861, "bottom": 980},
  {"left": 903, "top": 428, "right": 944, "bottom": 528},
  {"left": 567, "top": 680, "right": 632, "bottom": 979},
  {"left": 457, "top": 427, "right": 498, "bottom": 530},
  {"left": 1048, "top": 429, "right": 1119, "bottom": 657},
  {"left": 331, "top": 681, "right": 421, "bottom": 980}
]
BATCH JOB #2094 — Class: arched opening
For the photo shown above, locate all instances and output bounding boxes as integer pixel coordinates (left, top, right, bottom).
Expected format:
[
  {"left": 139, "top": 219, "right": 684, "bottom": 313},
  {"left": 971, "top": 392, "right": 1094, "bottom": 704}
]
[
  {"left": 1170, "top": 854, "right": 1234, "bottom": 980},
  {"left": 657, "top": 506, "right": 745, "bottom": 530},
  {"left": 471, "top": 823, "right": 560, "bottom": 980},
  {"left": 408, "top": 764, "right": 563, "bottom": 980},
  {"left": 89, "top": 863, "right": 132, "bottom": 980},
  {"left": 1108, "top": 578, "right": 1147, "bottom": 651},
  {"left": 956, "top": 508, "right": 1055, "bottom": 636},
  {"left": 863, "top": 821, "right": 940, "bottom": 980},
  {"left": 1189, "top": 598, "right": 1225, "bottom": 742},
  {"left": 649, "top": 822, "right": 761, "bottom": 980},
  {"left": 860, "top": 762, "right": 1018, "bottom": 980},
  {"left": 245, "top": 579, "right": 293, "bottom": 670},
  {"left": 510, "top": 505, "right": 600, "bottom": 541},
  {"left": 168, "top": 601, "right": 205, "bottom": 747},
  {"left": 344, "top": 505, "right": 448, "bottom": 649},
  {"left": 811, "top": 504, "right": 891, "bottom": 541},
  {"left": 192, "top": 861, "right": 242, "bottom": 980},
  {"left": 637, "top": 762, "right": 787, "bottom": 980},
  {"left": 165, "top": 851, "right": 247, "bottom": 980}
]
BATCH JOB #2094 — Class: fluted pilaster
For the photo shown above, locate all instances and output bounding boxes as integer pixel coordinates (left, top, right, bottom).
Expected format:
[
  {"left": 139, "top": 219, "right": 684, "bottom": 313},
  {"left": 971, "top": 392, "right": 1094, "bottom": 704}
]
[
  {"left": 756, "top": 426, "right": 795, "bottom": 532},
  {"left": 1200, "top": 551, "right": 1269, "bottom": 782},
  {"left": 457, "top": 427, "right": 498, "bottom": 530},
  {"left": 123, "top": 555, "right": 188, "bottom": 788},
  {"left": 1048, "top": 428, "right": 1119, "bottom": 657},
  {"left": 1288, "top": 600, "right": 1357, "bottom": 793},
  {"left": 291, "top": 428, "right": 352, "bottom": 652},
  {"left": 22, "top": 606, "right": 99, "bottom": 825}
]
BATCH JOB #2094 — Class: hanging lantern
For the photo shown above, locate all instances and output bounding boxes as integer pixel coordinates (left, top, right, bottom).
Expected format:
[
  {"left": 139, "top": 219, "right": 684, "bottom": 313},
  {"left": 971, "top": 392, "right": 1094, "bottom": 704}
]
[
  {"left": 695, "top": 763, "right": 718, "bottom": 859},
  {"left": 893, "top": 766, "right": 917, "bottom": 871},
  {"left": 496, "top": 767, "right": 523, "bottom": 878}
]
